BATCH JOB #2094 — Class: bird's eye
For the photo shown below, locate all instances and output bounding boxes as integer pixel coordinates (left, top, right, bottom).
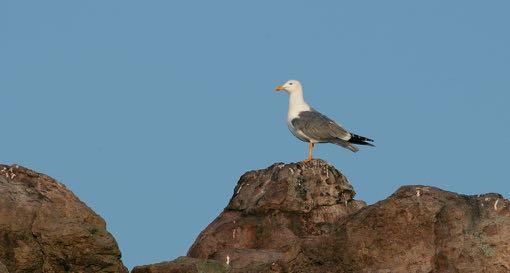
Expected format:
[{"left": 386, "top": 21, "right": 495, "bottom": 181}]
[{"left": 289, "top": 83, "right": 293, "bottom": 85}]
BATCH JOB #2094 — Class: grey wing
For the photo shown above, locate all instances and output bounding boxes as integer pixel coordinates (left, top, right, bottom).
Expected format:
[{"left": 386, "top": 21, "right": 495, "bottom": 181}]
[{"left": 291, "top": 110, "right": 351, "bottom": 142}]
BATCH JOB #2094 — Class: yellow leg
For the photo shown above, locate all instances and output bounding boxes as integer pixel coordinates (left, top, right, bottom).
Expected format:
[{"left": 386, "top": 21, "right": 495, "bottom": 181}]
[{"left": 305, "top": 142, "right": 314, "bottom": 162}]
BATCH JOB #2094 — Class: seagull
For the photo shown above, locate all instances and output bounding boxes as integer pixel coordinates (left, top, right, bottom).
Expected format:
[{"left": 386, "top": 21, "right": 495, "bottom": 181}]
[{"left": 276, "top": 79, "right": 374, "bottom": 162}]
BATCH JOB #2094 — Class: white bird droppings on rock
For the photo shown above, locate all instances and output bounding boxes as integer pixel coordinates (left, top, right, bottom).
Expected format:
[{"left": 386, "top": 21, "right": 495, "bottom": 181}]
[
  {"left": 494, "top": 199, "right": 499, "bottom": 211},
  {"left": 236, "top": 184, "right": 243, "bottom": 194}
]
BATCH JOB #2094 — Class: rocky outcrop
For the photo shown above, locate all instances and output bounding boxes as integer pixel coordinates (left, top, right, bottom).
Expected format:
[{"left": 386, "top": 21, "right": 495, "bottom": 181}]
[
  {"left": 133, "top": 160, "right": 510, "bottom": 273},
  {"left": 0, "top": 164, "right": 128, "bottom": 273},
  {"left": 301, "top": 185, "right": 510, "bottom": 273},
  {"left": 185, "top": 160, "right": 365, "bottom": 270},
  {"left": 131, "top": 257, "right": 230, "bottom": 273}
]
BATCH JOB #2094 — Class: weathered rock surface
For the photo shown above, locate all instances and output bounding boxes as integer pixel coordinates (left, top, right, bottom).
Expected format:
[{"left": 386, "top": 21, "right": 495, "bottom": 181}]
[
  {"left": 0, "top": 164, "right": 128, "bottom": 273},
  {"left": 133, "top": 159, "right": 510, "bottom": 273},
  {"left": 0, "top": 262, "right": 7, "bottom": 273},
  {"left": 131, "top": 257, "right": 230, "bottom": 273},
  {"left": 133, "top": 160, "right": 364, "bottom": 273},
  {"left": 302, "top": 185, "right": 510, "bottom": 273},
  {"left": 186, "top": 160, "right": 365, "bottom": 270}
]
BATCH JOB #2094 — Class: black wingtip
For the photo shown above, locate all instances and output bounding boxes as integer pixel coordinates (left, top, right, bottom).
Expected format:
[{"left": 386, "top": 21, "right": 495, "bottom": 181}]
[{"left": 349, "top": 133, "right": 375, "bottom": 146}]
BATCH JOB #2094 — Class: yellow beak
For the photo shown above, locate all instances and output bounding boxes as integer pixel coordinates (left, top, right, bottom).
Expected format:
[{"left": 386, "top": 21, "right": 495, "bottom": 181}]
[{"left": 275, "top": 85, "right": 285, "bottom": 91}]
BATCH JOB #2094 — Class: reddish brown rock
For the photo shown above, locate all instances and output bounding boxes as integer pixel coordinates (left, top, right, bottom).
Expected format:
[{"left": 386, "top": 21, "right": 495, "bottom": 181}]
[
  {"left": 299, "top": 185, "right": 510, "bottom": 273},
  {"left": 131, "top": 257, "right": 229, "bottom": 273},
  {"left": 187, "top": 160, "right": 365, "bottom": 269},
  {"left": 133, "top": 160, "right": 365, "bottom": 273},
  {"left": 0, "top": 164, "right": 128, "bottom": 273},
  {"left": 132, "top": 160, "right": 510, "bottom": 273}
]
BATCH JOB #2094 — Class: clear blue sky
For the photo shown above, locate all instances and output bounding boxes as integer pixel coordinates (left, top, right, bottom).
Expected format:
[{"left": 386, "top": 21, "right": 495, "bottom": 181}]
[{"left": 2, "top": 0, "right": 509, "bottom": 270}]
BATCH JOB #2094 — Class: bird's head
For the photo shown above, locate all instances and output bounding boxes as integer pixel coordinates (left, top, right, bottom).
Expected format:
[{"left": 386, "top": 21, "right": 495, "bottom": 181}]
[{"left": 275, "top": 80, "right": 302, "bottom": 94}]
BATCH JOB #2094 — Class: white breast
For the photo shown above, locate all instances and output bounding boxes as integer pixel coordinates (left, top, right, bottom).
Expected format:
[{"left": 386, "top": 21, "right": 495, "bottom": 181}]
[
  {"left": 287, "top": 98, "right": 311, "bottom": 122},
  {"left": 286, "top": 104, "right": 312, "bottom": 142},
  {"left": 285, "top": 87, "right": 312, "bottom": 142}
]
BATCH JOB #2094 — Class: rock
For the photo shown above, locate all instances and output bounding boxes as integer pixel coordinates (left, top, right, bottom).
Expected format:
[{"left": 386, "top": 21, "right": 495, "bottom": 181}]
[
  {"left": 131, "top": 257, "right": 230, "bottom": 273},
  {"left": 0, "top": 262, "right": 7, "bottom": 273},
  {"left": 134, "top": 160, "right": 366, "bottom": 273},
  {"left": 0, "top": 164, "right": 127, "bottom": 273},
  {"left": 132, "top": 160, "right": 510, "bottom": 273},
  {"left": 309, "top": 186, "right": 510, "bottom": 273},
  {"left": 187, "top": 160, "right": 365, "bottom": 264}
]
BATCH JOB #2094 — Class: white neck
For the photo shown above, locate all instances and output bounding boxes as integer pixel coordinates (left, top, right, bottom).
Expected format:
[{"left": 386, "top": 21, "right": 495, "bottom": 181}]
[{"left": 287, "top": 90, "right": 310, "bottom": 120}]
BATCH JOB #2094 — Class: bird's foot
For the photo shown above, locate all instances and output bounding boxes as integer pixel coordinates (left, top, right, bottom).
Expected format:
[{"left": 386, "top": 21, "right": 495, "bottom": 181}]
[{"left": 301, "top": 157, "right": 313, "bottom": 163}]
